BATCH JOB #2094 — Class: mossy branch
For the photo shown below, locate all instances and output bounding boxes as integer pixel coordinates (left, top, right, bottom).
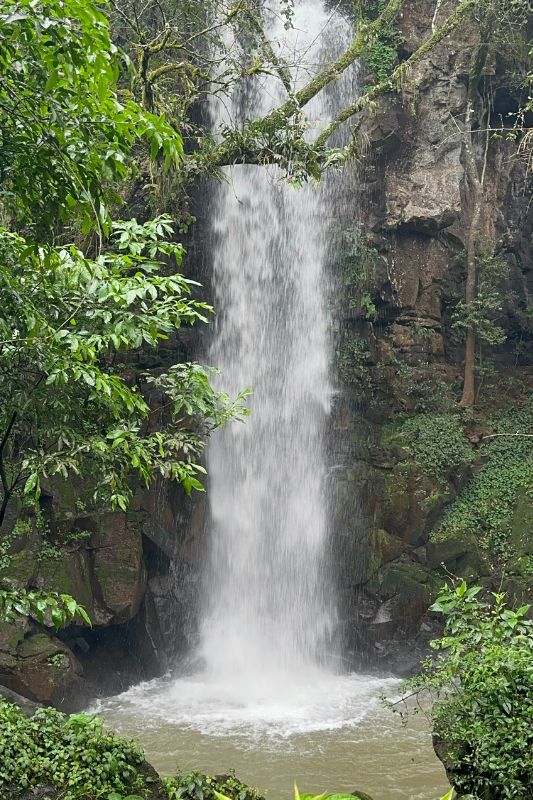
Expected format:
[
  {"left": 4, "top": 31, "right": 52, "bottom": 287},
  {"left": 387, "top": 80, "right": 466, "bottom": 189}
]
[
  {"left": 315, "top": 0, "right": 477, "bottom": 149},
  {"left": 205, "top": 0, "right": 403, "bottom": 168}
]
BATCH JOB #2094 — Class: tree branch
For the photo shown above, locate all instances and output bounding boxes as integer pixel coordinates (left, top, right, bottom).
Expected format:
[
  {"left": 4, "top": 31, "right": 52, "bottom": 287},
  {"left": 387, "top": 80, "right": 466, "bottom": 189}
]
[
  {"left": 205, "top": 0, "right": 404, "bottom": 168},
  {"left": 315, "top": 0, "right": 476, "bottom": 149}
]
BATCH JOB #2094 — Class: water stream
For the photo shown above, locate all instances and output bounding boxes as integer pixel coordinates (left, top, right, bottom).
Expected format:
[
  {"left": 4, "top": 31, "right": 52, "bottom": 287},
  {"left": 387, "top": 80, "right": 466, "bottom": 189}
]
[{"left": 95, "top": 2, "right": 449, "bottom": 796}]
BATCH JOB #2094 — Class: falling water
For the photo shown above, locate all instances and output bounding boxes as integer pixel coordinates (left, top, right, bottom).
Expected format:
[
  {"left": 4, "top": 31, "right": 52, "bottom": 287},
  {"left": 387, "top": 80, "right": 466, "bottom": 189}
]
[{"left": 199, "top": 7, "right": 341, "bottom": 690}]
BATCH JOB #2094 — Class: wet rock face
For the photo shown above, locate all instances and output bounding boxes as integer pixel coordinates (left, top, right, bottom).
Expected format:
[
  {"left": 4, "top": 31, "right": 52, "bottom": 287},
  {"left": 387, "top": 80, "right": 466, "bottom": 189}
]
[
  {"left": 90, "top": 513, "right": 147, "bottom": 625},
  {"left": 0, "top": 510, "right": 172, "bottom": 708},
  {"left": 332, "top": 0, "right": 532, "bottom": 670},
  {"left": 0, "top": 624, "right": 85, "bottom": 710}
]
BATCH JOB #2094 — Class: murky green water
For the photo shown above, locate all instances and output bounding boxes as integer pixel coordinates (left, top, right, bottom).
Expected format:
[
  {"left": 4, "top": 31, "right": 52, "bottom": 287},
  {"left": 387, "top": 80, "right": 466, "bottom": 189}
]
[{"left": 95, "top": 673, "right": 449, "bottom": 800}]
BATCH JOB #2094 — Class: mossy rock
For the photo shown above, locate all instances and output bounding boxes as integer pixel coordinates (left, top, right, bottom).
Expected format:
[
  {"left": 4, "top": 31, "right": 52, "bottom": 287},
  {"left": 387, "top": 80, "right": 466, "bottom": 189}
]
[
  {"left": 378, "top": 561, "right": 435, "bottom": 598},
  {"left": 364, "top": 528, "right": 404, "bottom": 582},
  {"left": 7, "top": 632, "right": 85, "bottom": 707},
  {"left": 91, "top": 512, "right": 146, "bottom": 624},
  {"left": 502, "top": 574, "right": 533, "bottom": 608},
  {"left": 426, "top": 532, "right": 490, "bottom": 577},
  {"left": 17, "top": 633, "right": 60, "bottom": 661},
  {"left": 36, "top": 551, "right": 94, "bottom": 616},
  {"left": 373, "top": 561, "right": 440, "bottom": 632},
  {"left": 382, "top": 471, "right": 410, "bottom": 533}
]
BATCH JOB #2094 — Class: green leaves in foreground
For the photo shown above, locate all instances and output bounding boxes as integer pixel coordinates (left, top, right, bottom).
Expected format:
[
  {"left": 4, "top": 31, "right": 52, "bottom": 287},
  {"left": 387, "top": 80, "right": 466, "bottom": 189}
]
[
  {"left": 392, "top": 581, "right": 533, "bottom": 800},
  {"left": 0, "top": 703, "right": 147, "bottom": 798},
  {"left": 0, "top": 216, "right": 248, "bottom": 524},
  {"left": 0, "top": 588, "right": 91, "bottom": 629}
]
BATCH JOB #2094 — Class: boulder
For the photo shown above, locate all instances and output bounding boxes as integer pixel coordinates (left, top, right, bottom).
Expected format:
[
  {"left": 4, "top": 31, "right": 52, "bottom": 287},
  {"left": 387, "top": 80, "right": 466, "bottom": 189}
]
[
  {"left": 91, "top": 512, "right": 147, "bottom": 625},
  {"left": 0, "top": 630, "right": 86, "bottom": 711}
]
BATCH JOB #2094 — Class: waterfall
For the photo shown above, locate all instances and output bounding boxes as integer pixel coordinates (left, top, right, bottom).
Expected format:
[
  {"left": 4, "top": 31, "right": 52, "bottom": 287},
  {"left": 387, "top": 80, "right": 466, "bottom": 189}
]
[
  {"left": 92, "top": 0, "right": 395, "bottom": 740},
  {"left": 198, "top": 0, "right": 354, "bottom": 694}
]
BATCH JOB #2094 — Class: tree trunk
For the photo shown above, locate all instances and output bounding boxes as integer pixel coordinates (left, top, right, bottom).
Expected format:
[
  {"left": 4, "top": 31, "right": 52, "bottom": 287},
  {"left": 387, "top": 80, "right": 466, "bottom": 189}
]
[{"left": 459, "top": 99, "right": 483, "bottom": 408}]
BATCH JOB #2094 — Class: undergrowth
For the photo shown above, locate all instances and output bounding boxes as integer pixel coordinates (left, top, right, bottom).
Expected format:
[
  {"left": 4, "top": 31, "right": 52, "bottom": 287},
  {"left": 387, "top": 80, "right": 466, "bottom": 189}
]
[
  {"left": 397, "top": 413, "right": 474, "bottom": 484},
  {"left": 432, "top": 398, "right": 533, "bottom": 559},
  {"left": 0, "top": 700, "right": 266, "bottom": 800},
  {"left": 0, "top": 702, "right": 148, "bottom": 799}
]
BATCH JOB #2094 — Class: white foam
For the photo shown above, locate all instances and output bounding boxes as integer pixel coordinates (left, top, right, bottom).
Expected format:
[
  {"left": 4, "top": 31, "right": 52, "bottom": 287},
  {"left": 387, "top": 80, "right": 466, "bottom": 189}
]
[{"left": 92, "top": 672, "right": 398, "bottom": 743}]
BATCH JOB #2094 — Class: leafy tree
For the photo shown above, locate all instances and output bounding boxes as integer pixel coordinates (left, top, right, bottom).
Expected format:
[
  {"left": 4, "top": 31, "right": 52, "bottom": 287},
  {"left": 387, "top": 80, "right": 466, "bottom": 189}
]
[
  {"left": 0, "top": 0, "right": 182, "bottom": 235},
  {"left": 390, "top": 582, "right": 533, "bottom": 799},
  {"left": 0, "top": 0, "right": 246, "bottom": 628},
  {"left": 109, "top": 0, "right": 482, "bottom": 177},
  {"left": 0, "top": 217, "right": 247, "bottom": 528}
]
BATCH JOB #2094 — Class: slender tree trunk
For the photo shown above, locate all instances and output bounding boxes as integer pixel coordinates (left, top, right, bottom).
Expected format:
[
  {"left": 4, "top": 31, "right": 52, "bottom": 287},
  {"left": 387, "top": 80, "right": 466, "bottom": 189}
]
[
  {"left": 459, "top": 100, "right": 483, "bottom": 408},
  {"left": 0, "top": 412, "right": 18, "bottom": 529}
]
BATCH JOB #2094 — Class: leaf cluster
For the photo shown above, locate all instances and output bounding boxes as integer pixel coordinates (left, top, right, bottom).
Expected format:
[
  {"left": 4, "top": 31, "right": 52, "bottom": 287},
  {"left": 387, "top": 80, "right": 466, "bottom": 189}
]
[
  {"left": 0, "top": 702, "right": 150, "bottom": 798},
  {"left": 0, "top": 0, "right": 182, "bottom": 234},
  {"left": 397, "top": 582, "right": 533, "bottom": 799},
  {"left": 0, "top": 588, "right": 91, "bottom": 628},
  {"left": 165, "top": 769, "right": 264, "bottom": 800}
]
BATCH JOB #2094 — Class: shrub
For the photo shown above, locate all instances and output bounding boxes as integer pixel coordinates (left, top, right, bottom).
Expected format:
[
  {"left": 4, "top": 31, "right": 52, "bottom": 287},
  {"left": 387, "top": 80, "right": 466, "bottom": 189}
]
[
  {"left": 165, "top": 770, "right": 264, "bottom": 800},
  {"left": 398, "top": 413, "right": 474, "bottom": 483},
  {"left": 0, "top": 703, "right": 150, "bottom": 799},
  {"left": 392, "top": 582, "right": 533, "bottom": 800}
]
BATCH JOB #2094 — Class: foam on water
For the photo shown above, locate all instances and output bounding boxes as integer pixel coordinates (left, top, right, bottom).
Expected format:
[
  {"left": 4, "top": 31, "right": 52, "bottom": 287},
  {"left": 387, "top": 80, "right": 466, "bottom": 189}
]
[{"left": 92, "top": 672, "right": 399, "bottom": 742}]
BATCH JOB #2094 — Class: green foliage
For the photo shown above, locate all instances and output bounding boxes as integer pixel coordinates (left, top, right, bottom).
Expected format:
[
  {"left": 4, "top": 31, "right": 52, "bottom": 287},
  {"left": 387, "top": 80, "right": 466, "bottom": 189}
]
[
  {"left": 165, "top": 770, "right": 264, "bottom": 800},
  {"left": 394, "top": 582, "right": 533, "bottom": 800},
  {"left": 397, "top": 413, "right": 474, "bottom": 483},
  {"left": 0, "top": 0, "right": 182, "bottom": 234},
  {"left": 434, "top": 399, "right": 533, "bottom": 558},
  {"left": 451, "top": 246, "right": 510, "bottom": 348},
  {"left": 0, "top": 216, "right": 247, "bottom": 521},
  {"left": 293, "top": 787, "right": 373, "bottom": 800},
  {"left": 362, "top": 0, "right": 403, "bottom": 84},
  {"left": 336, "top": 332, "right": 372, "bottom": 387},
  {"left": 0, "top": 703, "right": 151, "bottom": 798},
  {"left": 338, "top": 226, "right": 380, "bottom": 319},
  {"left": 0, "top": 588, "right": 91, "bottom": 628}
]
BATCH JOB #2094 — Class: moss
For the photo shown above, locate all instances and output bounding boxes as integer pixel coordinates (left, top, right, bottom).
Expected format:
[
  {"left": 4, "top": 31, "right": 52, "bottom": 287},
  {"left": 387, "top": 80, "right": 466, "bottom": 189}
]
[
  {"left": 36, "top": 552, "right": 94, "bottom": 613},
  {"left": 0, "top": 621, "right": 26, "bottom": 654},
  {"left": 357, "top": 528, "right": 405, "bottom": 584},
  {"left": 383, "top": 471, "right": 410, "bottom": 528},
  {"left": 426, "top": 533, "right": 490, "bottom": 578},
  {"left": 433, "top": 399, "right": 533, "bottom": 564},
  {"left": 17, "top": 633, "right": 60, "bottom": 660},
  {"left": 379, "top": 561, "right": 438, "bottom": 600},
  {"left": 1, "top": 548, "right": 37, "bottom": 589}
]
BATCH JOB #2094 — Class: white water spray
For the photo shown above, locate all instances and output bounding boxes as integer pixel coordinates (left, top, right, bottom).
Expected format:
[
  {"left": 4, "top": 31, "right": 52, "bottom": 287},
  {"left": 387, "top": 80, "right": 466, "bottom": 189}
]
[{"left": 199, "top": 11, "right": 340, "bottom": 691}]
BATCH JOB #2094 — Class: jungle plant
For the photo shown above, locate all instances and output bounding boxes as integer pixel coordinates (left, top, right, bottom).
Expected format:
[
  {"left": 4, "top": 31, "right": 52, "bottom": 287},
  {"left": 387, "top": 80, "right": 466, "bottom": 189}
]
[
  {"left": 0, "top": 216, "right": 248, "bottom": 528},
  {"left": 338, "top": 226, "right": 381, "bottom": 319},
  {"left": 166, "top": 769, "right": 265, "bottom": 800},
  {"left": 0, "top": 0, "right": 182, "bottom": 235},
  {"left": 0, "top": 703, "right": 150, "bottom": 798},
  {"left": 433, "top": 398, "right": 533, "bottom": 561},
  {"left": 390, "top": 581, "right": 533, "bottom": 800},
  {"left": 397, "top": 413, "right": 474, "bottom": 484},
  {"left": 451, "top": 245, "right": 510, "bottom": 350},
  {"left": 0, "top": 0, "right": 247, "bottom": 633}
]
